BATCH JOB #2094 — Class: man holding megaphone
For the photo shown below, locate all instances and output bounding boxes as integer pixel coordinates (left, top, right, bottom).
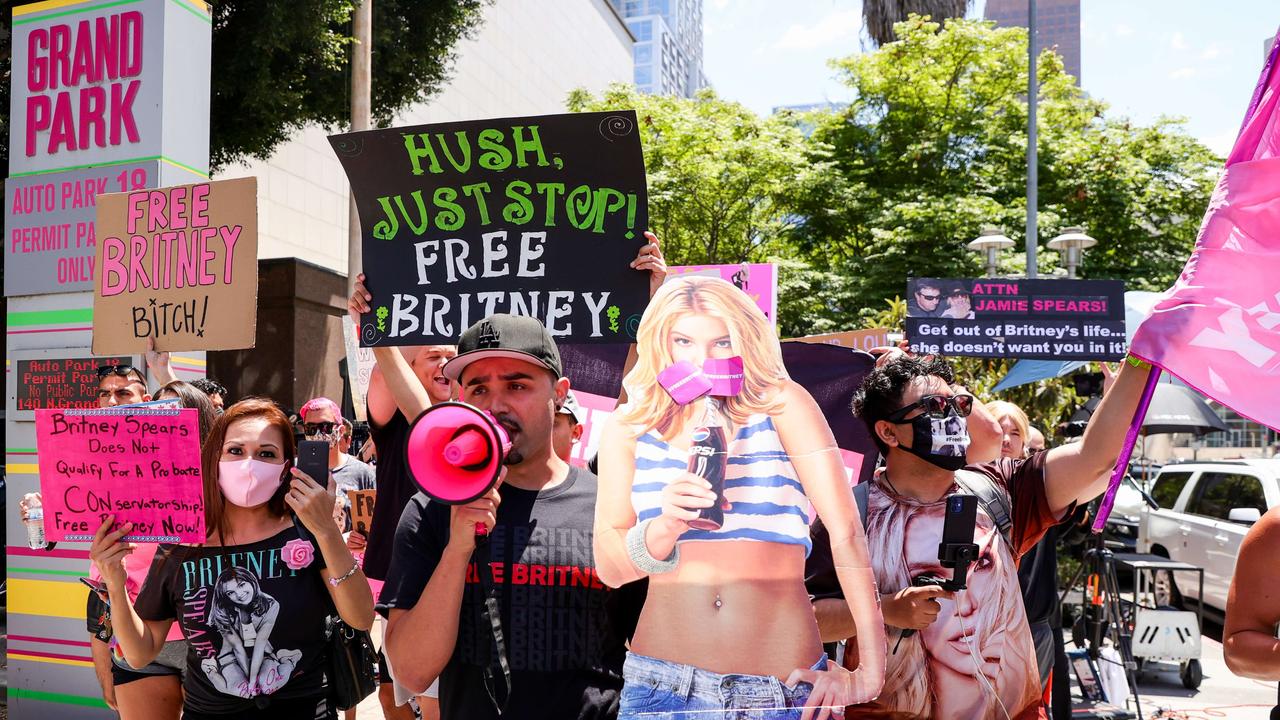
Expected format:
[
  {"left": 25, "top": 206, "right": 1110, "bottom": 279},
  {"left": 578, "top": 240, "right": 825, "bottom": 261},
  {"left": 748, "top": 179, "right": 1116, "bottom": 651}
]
[{"left": 375, "top": 314, "right": 644, "bottom": 720}]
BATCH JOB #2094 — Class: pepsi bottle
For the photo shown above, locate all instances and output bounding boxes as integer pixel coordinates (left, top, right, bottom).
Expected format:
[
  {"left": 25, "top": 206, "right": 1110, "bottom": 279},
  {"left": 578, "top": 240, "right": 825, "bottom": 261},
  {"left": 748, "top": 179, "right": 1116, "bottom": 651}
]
[{"left": 686, "top": 398, "right": 730, "bottom": 531}]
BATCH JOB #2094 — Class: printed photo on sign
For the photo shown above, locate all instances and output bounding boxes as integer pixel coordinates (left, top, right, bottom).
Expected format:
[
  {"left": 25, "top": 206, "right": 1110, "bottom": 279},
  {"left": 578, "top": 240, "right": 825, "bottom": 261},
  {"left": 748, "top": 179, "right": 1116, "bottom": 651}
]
[
  {"left": 667, "top": 263, "right": 778, "bottom": 324},
  {"left": 330, "top": 111, "right": 650, "bottom": 346},
  {"left": 92, "top": 177, "right": 259, "bottom": 354},
  {"left": 906, "top": 277, "right": 1127, "bottom": 361}
]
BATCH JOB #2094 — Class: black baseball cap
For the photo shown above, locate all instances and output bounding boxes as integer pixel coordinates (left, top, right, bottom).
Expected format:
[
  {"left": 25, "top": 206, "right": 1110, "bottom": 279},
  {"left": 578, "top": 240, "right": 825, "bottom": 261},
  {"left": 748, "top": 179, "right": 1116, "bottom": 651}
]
[{"left": 443, "top": 314, "right": 563, "bottom": 382}]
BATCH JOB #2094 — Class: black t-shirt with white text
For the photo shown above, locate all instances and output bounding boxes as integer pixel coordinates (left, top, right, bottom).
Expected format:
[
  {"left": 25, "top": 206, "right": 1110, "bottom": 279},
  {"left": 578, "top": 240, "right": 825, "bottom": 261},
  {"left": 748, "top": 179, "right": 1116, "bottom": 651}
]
[
  {"left": 378, "top": 466, "right": 642, "bottom": 720},
  {"left": 136, "top": 528, "right": 335, "bottom": 715}
]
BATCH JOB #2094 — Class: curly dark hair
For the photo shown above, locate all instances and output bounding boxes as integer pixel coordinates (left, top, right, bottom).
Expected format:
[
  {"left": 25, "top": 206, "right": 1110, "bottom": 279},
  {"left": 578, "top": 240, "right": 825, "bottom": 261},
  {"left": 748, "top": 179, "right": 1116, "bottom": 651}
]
[{"left": 852, "top": 355, "right": 956, "bottom": 455}]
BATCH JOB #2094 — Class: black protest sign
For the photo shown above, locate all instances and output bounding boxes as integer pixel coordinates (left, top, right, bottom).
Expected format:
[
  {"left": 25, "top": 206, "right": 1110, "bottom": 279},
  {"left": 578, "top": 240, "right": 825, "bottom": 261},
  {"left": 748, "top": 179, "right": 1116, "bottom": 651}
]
[
  {"left": 330, "top": 111, "right": 650, "bottom": 346},
  {"left": 905, "top": 278, "right": 1127, "bottom": 360}
]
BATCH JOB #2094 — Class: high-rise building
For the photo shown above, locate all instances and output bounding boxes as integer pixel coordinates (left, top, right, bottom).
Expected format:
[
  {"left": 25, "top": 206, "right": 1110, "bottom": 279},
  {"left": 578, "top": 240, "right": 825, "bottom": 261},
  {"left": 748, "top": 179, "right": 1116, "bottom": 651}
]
[
  {"left": 610, "top": 0, "right": 707, "bottom": 97},
  {"left": 985, "top": 0, "right": 1081, "bottom": 85}
]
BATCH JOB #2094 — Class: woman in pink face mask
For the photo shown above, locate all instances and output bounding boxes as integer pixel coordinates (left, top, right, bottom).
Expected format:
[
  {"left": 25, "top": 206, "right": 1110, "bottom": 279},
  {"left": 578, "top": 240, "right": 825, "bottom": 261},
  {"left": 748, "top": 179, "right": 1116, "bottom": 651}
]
[{"left": 91, "top": 399, "right": 375, "bottom": 719}]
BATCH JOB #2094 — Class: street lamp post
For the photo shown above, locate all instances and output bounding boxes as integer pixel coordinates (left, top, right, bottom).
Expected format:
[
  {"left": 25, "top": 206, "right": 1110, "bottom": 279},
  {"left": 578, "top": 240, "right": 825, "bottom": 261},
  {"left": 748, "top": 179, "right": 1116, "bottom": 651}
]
[
  {"left": 967, "top": 227, "right": 1016, "bottom": 278},
  {"left": 1047, "top": 226, "right": 1097, "bottom": 278}
]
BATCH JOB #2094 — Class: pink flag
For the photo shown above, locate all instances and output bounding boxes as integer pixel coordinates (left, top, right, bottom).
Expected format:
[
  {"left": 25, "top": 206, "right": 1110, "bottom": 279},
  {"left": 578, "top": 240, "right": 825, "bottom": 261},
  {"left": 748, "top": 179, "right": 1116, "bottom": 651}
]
[{"left": 1129, "top": 28, "right": 1280, "bottom": 432}]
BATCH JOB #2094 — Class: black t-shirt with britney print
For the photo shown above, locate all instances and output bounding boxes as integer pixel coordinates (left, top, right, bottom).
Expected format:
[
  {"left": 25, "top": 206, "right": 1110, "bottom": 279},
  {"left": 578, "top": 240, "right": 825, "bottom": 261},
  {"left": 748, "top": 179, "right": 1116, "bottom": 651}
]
[{"left": 136, "top": 528, "right": 336, "bottom": 715}]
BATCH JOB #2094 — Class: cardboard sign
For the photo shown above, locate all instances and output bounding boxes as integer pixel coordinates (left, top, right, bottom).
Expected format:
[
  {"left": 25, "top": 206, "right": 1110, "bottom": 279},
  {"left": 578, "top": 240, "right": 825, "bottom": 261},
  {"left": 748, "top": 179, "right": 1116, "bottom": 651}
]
[
  {"left": 348, "top": 489, "right": 377, "bottom": 535},
  {"left": 342, "top": 316, "right": 376, "bottom": 422},
  {"left": 329, "top": 111, "right": 650, "bottom": 345},
  {"left": 905, "top": 278, "right": 1127, "bottom": 360},
  {"left": 35, "top": 407, "right": 204, "bottom": 543},
  {"left": 787, "top": 328, "right": 891, "bottom": 352},
  {"left": 668, "top": 263, "right": 778, "bottom": 325},
  {"left": 14, "top": 356, "right": 131, "bottom": 412},
  {"left": 92, "top": 177, "right": 258, "bottom": 354}
]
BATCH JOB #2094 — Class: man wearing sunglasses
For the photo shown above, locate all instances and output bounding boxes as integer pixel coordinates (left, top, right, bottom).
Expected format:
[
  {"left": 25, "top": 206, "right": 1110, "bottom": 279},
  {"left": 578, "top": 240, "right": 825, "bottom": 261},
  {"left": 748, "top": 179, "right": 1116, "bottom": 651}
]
[
  {"left": 808, "top": 353, "right": 1153, "bottom": 719},
  {"left": 97, "top": 364, "right": 151, "bottom": 407},
  {"left": 299, "top": 397, "right": 375, "bottom": 531},
  {"left": 907, "top": 278, "right": 945, "bottom": 318}
]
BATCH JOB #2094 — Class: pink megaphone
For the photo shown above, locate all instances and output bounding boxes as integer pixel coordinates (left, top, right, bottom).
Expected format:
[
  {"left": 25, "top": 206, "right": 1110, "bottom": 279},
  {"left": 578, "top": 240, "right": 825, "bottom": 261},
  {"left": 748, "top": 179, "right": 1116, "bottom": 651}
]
[{"left": 405, "top": 402, "right": 511, "bottom": 522}]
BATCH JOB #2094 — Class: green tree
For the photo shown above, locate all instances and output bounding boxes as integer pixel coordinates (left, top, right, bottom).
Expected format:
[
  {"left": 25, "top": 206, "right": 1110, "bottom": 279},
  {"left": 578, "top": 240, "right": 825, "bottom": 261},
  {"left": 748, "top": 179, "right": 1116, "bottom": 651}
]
[
  {"left": 788, "top": 15, "right": 1220, "bottom": 328},
  {"left": 567, "top": 84, "right": 810, "bottom": 267},
  {"left": 210, "top": 0, "right": 486, "bottom": 171},
  {"left": 0, "top": 1, "right": 486, "bottom": 175}
]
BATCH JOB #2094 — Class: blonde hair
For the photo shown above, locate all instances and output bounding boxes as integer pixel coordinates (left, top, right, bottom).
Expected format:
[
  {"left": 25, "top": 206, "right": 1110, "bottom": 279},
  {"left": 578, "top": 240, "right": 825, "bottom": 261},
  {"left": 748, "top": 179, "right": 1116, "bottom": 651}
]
[
  {"left": 865, "top": 483, "right": 1036, "bottom": 716},
  {"left": 616, "top": 276, "right": 787, "bottom": 438},
  {"left": 987, "top": 401, "right": 1030, "bottom": 453}
]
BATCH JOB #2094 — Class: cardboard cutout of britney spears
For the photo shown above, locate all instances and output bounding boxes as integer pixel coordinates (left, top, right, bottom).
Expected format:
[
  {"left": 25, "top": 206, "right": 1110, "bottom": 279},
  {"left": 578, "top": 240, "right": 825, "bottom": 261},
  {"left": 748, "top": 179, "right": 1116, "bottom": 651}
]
[{"left": 594, "top": 276, "right": 886, "bottom": 720}]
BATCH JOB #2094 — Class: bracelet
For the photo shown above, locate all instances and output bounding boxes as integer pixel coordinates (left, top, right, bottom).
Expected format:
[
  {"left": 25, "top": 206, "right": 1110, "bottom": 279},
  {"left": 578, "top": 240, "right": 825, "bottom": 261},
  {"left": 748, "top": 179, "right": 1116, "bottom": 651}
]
[
  {"left": 328, "top": 561, "right": 361, "bottom": 588},
  {"left": 625, "top": 519, "right": 680, "bottom": 574},
  {"left": 1125, "top": 355, "right": 1153, "bottom": 370}
]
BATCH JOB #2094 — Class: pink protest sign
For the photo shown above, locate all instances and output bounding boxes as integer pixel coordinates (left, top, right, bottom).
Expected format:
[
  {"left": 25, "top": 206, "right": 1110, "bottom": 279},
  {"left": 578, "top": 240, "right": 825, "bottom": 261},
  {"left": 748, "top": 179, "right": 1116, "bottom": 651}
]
[
  {"left": 667, "top": 263, "right": 778, "bottom": 325},
  {"left": 35, "top": 407, "right": 205, "bottom": 543}
]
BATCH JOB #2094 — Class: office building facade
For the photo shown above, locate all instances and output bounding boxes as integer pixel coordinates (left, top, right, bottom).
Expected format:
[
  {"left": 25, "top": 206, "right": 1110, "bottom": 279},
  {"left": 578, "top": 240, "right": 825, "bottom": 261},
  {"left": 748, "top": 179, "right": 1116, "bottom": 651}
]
[
  {"left": 985, "top": 0, "right": 1081, "bottom": 84},
  {"left": 611, "top": 0, "right": 707, "bottom": 96}
]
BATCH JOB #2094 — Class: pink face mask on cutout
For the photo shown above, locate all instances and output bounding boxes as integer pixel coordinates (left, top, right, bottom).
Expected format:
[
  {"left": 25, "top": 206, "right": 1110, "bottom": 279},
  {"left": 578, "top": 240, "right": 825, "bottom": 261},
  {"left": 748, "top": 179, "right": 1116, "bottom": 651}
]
[
  {"left": 657, "top": 357, "right": 745, "bottom": 404},
  {"left": 218, "top": 459, "right": 285, "bottom": 507}
]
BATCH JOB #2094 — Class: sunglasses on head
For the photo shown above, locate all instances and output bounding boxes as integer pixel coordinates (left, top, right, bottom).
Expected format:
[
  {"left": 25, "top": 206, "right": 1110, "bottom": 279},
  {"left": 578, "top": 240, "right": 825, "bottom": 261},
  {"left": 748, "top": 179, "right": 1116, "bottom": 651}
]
[
  {"left": 97, "top": 364, "right": 145, "bottom": 382},
  {"left": 303, "top": 422, "right": 338, "bottom": 435},
  {"left": 887, "top": 393, "right": 976, "bottom": 423}
]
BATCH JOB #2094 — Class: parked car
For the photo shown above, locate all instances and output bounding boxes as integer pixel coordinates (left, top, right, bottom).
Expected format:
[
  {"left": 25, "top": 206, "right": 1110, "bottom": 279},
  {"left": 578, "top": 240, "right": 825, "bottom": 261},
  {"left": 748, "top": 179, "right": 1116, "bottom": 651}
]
[{"left": 1137, "top": 459, "right": 1280, "bottom": 612}]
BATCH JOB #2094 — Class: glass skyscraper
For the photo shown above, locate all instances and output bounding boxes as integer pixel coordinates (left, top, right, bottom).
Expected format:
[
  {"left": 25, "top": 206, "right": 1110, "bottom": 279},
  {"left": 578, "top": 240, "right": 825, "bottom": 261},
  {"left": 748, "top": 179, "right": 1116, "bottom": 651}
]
[{"left": 610, "top": 0, "right": 707, "bottom": 97}]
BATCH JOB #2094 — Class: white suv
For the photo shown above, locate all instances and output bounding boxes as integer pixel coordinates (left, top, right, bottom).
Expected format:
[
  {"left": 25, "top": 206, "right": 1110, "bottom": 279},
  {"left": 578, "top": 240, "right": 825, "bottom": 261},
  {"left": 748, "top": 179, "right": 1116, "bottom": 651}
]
[{"left": 1137, "top": 459, "right": 1280, "bottom": 612}]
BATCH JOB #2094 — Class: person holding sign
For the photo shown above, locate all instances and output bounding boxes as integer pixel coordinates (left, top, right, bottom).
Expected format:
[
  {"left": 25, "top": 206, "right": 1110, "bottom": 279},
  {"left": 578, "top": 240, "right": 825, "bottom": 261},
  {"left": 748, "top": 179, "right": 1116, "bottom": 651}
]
[
  {"left": 593, "top": 276, "right": 887, "bottom": 720},
  {"left": 95, "top": 399, "right": 375, "bottom": 719}
]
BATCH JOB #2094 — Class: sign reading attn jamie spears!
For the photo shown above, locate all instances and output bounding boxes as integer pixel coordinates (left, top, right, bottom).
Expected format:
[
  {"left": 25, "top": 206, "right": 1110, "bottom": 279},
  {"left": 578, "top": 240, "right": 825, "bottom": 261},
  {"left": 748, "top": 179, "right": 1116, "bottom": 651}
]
[
  {"left": 330, "top": 111, "right": 651, "bottom": 346},
  {"left": 905, "top": 277, "right": 1127, "bottom": 361}
]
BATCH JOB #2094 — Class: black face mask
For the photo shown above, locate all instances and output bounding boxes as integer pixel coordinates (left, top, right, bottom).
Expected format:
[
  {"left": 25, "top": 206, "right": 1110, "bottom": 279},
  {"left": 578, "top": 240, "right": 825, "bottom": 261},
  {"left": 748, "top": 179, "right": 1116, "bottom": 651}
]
[{"left": 900, "top": 411, "right": 970, "bottom": 471}]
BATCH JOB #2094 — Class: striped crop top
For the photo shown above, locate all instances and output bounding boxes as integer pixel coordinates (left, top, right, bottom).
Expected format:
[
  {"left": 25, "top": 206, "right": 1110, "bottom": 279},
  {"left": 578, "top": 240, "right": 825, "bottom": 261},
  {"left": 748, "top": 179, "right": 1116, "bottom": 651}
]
[{"left": 631, "top": 414, "right": 814, "bottom": 555}]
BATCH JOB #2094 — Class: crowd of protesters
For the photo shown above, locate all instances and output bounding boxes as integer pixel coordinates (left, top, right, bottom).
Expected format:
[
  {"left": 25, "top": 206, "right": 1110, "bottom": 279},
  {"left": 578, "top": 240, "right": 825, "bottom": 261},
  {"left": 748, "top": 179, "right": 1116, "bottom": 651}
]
[{"left": 19, "top": 233, "right": 1217, "bottom": 720}]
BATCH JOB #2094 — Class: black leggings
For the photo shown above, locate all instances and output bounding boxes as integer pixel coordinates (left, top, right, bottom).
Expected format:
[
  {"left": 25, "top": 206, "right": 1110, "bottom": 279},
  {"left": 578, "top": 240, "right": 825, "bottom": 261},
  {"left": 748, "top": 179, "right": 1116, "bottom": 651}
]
[{"left": 182, "top": 695, "right": 337, "bottom": 720}]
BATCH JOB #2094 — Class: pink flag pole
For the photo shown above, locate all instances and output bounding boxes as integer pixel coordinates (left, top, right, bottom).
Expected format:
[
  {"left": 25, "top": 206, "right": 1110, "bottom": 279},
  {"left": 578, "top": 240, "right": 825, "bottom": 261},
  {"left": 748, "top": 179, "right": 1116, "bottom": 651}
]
[{"left": 1091, "top": 367, "right": 1162, "bottom": 533}]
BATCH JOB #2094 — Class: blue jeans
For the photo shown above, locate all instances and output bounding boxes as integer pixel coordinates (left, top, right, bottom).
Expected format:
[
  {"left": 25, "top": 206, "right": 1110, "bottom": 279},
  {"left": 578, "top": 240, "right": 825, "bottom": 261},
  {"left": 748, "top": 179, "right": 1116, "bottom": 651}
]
[{"left": 619, "top": 651, "right": 825, "bottom": 720}]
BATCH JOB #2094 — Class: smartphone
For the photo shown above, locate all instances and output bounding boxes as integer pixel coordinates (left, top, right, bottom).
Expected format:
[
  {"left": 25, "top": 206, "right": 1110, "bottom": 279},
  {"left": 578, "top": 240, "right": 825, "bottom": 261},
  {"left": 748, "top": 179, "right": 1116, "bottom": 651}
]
[
  {"left": 939, "top": 493, "right": 978, "bottom": 567},
  {"left": 293, "top": 440, "right": 331, "bottom": 544},
  {"left": 79, "top": 576, "right": 110, "bottom": 601},
  {"left": 296, "top": 440, "right": 330, "bottom": 490}
]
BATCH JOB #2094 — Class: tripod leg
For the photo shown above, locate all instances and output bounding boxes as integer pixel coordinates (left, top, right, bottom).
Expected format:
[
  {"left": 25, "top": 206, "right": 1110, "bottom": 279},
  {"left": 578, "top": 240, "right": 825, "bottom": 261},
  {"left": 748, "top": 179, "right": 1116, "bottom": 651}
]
[{"left": 1100, "top": 555, "right": 1143, "bottom": 719}]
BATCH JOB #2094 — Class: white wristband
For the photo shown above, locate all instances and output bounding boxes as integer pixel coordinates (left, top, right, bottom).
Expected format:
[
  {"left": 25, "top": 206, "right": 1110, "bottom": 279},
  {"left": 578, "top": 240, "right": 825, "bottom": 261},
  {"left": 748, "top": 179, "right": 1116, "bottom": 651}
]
[{"left": 625, "top": 519, "right": 680, "bottom": 574}]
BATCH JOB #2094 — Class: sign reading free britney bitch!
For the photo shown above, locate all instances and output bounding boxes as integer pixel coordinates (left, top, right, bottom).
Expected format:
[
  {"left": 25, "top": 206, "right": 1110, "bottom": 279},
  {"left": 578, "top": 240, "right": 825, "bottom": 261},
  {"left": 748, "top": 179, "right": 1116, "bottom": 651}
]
[
  {"left": 330, "top": 111, "right": 651, "bottom": 346},
  {"left": 35, "top": 406, "right": 204, "bottom": 543},
  {"left": 91, "top": 177, "right": 258, "bottom": 354}
]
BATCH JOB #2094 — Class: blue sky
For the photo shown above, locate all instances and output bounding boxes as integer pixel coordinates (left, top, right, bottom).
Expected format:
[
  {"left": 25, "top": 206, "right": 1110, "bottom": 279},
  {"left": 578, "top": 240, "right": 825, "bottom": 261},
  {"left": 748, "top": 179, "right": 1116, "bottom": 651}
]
[{"left": 703, "top": 0, "right": 1279, "bottom": 155}]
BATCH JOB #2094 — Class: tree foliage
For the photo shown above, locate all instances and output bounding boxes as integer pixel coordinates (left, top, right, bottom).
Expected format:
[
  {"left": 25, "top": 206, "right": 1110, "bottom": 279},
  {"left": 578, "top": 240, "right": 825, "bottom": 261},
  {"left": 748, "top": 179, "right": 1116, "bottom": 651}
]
[
  {"left": 210, "top": 0, "right": 486, "bottom": 171},
  {"left": 0, "top": 1, "right": 486, "bottom": 176},
  {"left": 788, "top": 16, "right": 1220, "bottom": 329},
  {"left": 567, "top": 84, "right": 810, "bottom": 267}
]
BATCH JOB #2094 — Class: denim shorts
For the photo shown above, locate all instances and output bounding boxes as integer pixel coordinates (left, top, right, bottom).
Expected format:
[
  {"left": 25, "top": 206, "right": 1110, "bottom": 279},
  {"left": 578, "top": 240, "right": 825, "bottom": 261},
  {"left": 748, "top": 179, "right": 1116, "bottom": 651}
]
[{"left": 619, "top": 651, "right": 825, "bottom": 720}]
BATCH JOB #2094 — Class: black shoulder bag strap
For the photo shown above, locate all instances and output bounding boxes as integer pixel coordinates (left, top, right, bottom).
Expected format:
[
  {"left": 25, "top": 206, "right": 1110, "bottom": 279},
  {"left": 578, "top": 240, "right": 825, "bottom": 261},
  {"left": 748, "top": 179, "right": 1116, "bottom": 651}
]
[
  {"left": 953, "top": 469, "right": 1014, "bottom": 549},
  {"left": 476, "top": 536, "right": 512, "bottom": 714}
]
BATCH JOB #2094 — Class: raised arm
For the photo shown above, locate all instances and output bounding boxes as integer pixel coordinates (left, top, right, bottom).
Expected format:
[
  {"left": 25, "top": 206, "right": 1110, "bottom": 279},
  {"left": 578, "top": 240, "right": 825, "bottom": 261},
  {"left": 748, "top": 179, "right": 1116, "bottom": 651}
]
[
  {"left": 145, "top": 335, "right": 178, "bottom": 388},
  {"left": 775, "top": 382, "right": 885, "bottom": 704},
  {"left": 348, "top": 272, "right": 433, "bottom": 425},
  {"left": 89, "top": 519, "right": 173, "bottom": 669},
  {"left": 288, "top": 468, "right": 375, "bottom": 631},
  {"left": 1042, "top": 360, "right": 1154, "bottom": 516},
  {"left": 1224, "top": 506, "right": 1280, "bottom": 680}
]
